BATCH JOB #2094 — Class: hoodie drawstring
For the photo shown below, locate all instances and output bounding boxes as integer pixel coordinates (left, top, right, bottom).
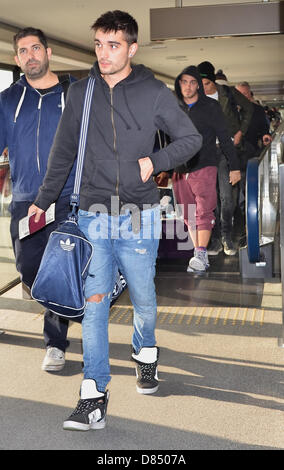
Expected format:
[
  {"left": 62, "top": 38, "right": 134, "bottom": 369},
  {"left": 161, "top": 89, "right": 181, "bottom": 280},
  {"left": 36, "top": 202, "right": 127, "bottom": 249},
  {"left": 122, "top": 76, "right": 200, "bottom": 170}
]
[
  {"left": 123, "top": 87, "right": 141, "bottom": 131},
  {"left": 38, "top": 95, "right": 42, "bottom": 110},
  {"left": 14, "top": 84, "right": 66, "bottom": 124},
  {"left": 14, "top": 87, "right": 27, "bottom": 122},
  {"left": 61, "top": 92, "right": 65, "bottom": 112},
  {"left": 101, "top": 85, "right": 131, "bottom": 130}
]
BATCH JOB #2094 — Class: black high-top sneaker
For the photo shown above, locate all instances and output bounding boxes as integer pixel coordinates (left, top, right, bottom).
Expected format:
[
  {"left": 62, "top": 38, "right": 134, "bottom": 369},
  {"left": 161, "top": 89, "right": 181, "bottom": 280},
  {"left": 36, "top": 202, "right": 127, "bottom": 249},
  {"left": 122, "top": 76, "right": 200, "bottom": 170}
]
[
  {"left": 132, "top": 346, "right": 160, "bottom": 394},
  {"left": 63, "top": 379, "right": 109, "bottom": 431}
]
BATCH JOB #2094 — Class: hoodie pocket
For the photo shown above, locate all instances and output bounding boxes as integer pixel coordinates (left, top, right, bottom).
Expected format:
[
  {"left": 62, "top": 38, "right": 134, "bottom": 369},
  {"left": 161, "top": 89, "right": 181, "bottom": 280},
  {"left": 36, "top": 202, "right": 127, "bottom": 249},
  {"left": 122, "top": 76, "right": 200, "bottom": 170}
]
[
  {"left": 120, "top": 160, "right": 156, "bottom": 198},
  {"left": 87, "top": 159, "right": 118, "bottom": 193},
  {"left": 121, "top": 161, "right": 142, "bottom": 190}
]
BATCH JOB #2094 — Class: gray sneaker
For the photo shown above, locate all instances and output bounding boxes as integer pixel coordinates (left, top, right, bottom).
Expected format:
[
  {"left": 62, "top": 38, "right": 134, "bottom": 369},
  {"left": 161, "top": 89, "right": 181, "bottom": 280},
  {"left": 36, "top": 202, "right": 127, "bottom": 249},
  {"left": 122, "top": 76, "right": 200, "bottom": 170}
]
[
  {"left": 42, "top": 347, "right": 65, "bottom": 371},
  {"left": 207, "top": 238, "right": 223, "bottom": 256},
  {"left": 187, "top": 248, "right": 209, "bottom": 272},
  {"left": 222, "top": 236, "right": 237, "bottom": 256}
]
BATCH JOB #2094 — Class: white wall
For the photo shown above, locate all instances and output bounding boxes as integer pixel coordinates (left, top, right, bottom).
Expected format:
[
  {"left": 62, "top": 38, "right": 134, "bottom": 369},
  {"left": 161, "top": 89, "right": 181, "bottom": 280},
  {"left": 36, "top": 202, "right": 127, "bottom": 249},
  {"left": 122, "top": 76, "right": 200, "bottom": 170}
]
[{"left": 0, "top": 70, "right": 13, "bottom": 92}]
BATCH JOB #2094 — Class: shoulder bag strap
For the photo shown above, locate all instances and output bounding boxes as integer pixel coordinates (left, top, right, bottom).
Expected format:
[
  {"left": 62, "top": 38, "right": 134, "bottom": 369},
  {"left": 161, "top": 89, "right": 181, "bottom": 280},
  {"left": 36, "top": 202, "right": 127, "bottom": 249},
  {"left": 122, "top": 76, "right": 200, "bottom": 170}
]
[{"left": 70, "top": 76, "right": 95, "bottom": 216}]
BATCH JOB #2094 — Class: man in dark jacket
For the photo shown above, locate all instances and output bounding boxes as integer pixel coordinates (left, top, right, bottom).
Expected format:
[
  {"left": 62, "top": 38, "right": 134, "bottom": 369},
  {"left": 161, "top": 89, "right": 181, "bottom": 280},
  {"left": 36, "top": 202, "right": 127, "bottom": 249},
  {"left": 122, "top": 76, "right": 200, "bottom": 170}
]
[
  {"left": 235, "top": 81, "right": 272, "bottom": 240},
  {"left": 171, "top": 66, "right": 241, "bottom": 272},
  {"left": 29, "top": 10, "right": 202, "bottom": 431},
  {"left": 236, "top": 81, "right": 272, "bottom": 155},
  {"left": 198, "top": 61, "right": 253, "bottom": 256},
  {"left": 0, "top": 27, "right": 76, "bottom": 372}
]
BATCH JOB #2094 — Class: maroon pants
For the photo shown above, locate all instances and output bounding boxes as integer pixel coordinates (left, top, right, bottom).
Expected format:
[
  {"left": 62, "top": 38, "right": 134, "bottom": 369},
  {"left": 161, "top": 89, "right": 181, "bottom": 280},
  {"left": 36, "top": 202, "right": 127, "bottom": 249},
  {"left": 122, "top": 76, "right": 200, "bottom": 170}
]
[{"left": 172, "top": 166, "right": 217, "bottom": 232}]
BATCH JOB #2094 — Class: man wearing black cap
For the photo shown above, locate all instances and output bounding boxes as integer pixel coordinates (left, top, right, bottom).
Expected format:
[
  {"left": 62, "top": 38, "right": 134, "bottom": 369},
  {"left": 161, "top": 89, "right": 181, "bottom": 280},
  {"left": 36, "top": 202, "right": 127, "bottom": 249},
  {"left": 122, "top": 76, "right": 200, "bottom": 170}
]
[
  {"left": 169, "top": 65, "right": 240, "bottom": 272},
  {"left": 197, "top": 61, "right": 253, "bottom": 256}
]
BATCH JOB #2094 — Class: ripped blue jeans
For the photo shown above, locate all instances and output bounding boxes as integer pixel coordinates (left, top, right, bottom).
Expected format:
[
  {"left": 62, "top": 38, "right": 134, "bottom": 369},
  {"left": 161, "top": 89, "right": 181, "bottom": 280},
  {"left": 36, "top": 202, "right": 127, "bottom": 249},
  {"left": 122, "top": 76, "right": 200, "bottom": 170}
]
[{"left": 78, "top": 206, "right": 161, "bottom": 392}]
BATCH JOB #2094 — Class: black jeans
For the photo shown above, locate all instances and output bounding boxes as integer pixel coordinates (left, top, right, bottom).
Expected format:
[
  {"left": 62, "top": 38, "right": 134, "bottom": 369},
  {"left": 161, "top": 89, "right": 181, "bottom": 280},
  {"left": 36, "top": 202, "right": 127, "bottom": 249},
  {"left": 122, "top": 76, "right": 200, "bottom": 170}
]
[
  {"left": 212, "top": 148, "right": 238, "bottom": 240},
  {"left": 10, "top": 196, "right": 70, "bottom": 351}
]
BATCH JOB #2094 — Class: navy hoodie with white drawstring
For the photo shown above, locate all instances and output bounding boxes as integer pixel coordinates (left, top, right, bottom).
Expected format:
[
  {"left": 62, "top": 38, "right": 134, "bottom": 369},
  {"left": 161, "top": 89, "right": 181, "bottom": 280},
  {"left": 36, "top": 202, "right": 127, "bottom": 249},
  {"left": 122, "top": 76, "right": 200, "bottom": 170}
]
[
  {"left": 0, "top": 74, "right": 76, "bottom": 202},
  {"left": 34, "top": 62, "right": 202, "bottom": 213}
]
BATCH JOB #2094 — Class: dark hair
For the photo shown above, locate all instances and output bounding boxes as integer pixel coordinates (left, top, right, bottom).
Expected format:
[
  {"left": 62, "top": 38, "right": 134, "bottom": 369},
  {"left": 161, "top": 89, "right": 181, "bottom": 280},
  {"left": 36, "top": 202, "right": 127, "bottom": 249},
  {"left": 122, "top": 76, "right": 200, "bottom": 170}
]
[
  {"left": 215, "top": 69, "right": 227, "bottom": 81},
  {"left": 91, "top": 10, "right": 138, "bottom": 45},
  {"left": 13, "top": 27, "right": 48, "bottom": 53},
  {"left": 237, "top": 81, "right": 250, "bottom": 88}
]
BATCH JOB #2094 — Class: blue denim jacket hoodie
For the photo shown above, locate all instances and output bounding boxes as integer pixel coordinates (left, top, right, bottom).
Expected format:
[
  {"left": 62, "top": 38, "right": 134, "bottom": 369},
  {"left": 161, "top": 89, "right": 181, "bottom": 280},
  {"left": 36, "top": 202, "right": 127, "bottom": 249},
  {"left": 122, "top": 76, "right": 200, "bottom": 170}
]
[{"left": 0, "top": 74, "right": 76, "bottom": 202}]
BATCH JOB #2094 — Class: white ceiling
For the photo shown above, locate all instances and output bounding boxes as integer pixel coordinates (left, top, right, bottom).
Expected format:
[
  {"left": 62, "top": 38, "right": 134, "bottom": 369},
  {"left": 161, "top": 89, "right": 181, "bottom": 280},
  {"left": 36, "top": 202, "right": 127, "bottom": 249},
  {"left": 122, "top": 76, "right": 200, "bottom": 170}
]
[{"left": 0, "top": 0, "right": 283, "bottom": 103}]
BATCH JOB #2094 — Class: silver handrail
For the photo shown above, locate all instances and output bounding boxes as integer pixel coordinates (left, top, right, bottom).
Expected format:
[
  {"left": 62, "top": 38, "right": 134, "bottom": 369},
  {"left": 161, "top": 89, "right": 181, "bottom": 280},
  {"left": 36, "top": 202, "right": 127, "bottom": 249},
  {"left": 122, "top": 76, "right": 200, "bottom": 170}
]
[
  {"left": 268, "top": 122, "right": 284, "bottom": 347},
  {"left": 246, "top": 122, "right": 284, "bottom": 263},
  {"left": 278, "top": 151, "right": 284, "bottom": 347}
]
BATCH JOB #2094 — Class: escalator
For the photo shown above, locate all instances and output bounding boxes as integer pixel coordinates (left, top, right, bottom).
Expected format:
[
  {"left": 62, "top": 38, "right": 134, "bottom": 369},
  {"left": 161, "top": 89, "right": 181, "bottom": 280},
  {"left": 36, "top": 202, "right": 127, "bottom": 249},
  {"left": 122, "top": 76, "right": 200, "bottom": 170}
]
[
  {"left": 244, "top": 120, "right": 284, "bottom": 278},
  {"left": 134, "top": 122, "right": 284, "bottom": 328}
]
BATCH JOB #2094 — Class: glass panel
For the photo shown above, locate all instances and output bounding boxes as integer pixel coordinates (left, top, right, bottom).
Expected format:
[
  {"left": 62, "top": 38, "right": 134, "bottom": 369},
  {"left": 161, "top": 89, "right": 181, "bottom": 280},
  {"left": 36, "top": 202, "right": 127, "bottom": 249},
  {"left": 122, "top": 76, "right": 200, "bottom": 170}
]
[
  {"left": 258, "top": 121, "right": 284, "bottom": 244},
  {"left": 0, "top": 69, "right": 13, "bottom": 92},
  {"left": 0, "top": 155, "right": 18, "bottom": 290},
  {"left": 0, "top": 70, "right": 18, "bottom": 290}
]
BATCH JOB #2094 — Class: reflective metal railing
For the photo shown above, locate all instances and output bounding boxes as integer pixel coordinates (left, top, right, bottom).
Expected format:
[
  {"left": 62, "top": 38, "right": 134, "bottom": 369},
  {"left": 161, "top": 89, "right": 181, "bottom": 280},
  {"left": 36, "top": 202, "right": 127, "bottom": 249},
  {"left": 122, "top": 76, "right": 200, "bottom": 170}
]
[
  {"left": 0, "top": 154, "right": 19, "bottom": 291},
  {"left": 246, "top": 122, "right": 284, "bottom": 346},
  {"left": 246, "top": 121, "right": 284, "bottom": 263},
  {"left": 0, "top": 152, "right": 11, "bottom": 216},
  {"left": 278, "top": 163, "right": 284, "bottom": 347}
]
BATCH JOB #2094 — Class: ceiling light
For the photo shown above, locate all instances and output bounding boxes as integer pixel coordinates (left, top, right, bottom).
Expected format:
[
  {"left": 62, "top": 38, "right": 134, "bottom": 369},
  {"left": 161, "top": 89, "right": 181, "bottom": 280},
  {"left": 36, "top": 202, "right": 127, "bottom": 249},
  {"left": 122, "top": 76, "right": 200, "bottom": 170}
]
[
  {"left": 151, "top": 44, "right": 167, "bottom": 49},
  {"left": 166, "top": 55, "right": 187, "bottom": 60}
]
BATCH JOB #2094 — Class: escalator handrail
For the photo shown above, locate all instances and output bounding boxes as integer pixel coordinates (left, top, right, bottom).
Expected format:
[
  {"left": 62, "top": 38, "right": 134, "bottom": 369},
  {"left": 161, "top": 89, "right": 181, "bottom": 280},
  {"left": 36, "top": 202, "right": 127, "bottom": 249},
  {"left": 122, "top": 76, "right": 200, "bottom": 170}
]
[
  {"left": 246, "top": 157, "right": 261, "bottom": 263},
  {"left": 246, "top": 124, "right": 284, "bottom": 263}
]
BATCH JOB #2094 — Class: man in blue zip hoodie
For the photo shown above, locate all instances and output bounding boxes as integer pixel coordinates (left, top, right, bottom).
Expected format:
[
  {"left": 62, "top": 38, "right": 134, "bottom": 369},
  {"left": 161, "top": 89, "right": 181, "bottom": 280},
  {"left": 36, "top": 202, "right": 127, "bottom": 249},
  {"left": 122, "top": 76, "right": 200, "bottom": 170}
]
[
  {"left": 29, "top": 11, "right": 202, "bottom": 431},
  {"left": 0, "top": 27, "right": 76, "bottom": 371}
]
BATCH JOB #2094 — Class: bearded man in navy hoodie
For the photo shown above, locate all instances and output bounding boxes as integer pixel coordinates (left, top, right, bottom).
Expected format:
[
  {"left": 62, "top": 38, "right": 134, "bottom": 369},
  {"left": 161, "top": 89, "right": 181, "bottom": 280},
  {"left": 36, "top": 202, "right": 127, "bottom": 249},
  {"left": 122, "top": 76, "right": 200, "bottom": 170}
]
[{"left": 0, "top": 27, "right": 76, "bottom": 371}]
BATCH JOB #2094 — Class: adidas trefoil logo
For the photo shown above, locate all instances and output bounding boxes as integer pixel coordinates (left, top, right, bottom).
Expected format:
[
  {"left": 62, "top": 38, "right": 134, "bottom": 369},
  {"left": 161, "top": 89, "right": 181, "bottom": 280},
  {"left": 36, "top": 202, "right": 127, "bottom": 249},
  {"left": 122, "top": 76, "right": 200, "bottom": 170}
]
[
  {"left": 88, "top": 409, "right": 101, "bottom": 424},
  {"left": 60, "top": 238, "right": 75, "bottom": 251}
]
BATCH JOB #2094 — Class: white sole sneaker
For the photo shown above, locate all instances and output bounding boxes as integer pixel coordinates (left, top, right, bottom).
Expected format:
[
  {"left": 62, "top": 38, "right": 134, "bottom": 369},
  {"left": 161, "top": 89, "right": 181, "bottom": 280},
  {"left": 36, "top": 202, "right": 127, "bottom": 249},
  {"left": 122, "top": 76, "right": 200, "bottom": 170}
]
[
  {"left": 63, "top": 387, "right": 109, "bottom": 432},
  {"left": 223, "top": 247, "right": 237, "bottom": 256},
  {"left": 132, "top": 347, "right": 159, "bottom": 394},
  {"left": 41, "top": 347, "right": 65, "bottom": 371},
  {"left": 136, "top": 384, "right": 159, "bottom": 394},
  {"left": 63, "top": 417, "right": 106, "bottom": 431},
  {"left": 187, "top": 257, "right": 208, "bottom": 272},
  {"left": 187, "top": 264, "right": 207, "bottom": 273},
  {"left": 222, "top": 238, "right": 237, "bottom": 256},
  {"left": 42, "top": 364, "right": 65, "bottom": 371}
]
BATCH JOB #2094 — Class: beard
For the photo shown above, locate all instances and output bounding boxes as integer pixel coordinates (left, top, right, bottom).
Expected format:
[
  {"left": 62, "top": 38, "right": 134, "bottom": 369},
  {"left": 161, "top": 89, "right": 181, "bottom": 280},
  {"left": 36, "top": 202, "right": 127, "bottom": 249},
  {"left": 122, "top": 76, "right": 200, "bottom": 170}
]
[
  {"left": 23, "top": 57, "right": 49, "bottom": 80},
  {"left": 98, "top": 56, "right": 129, "bottom": 76}
]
